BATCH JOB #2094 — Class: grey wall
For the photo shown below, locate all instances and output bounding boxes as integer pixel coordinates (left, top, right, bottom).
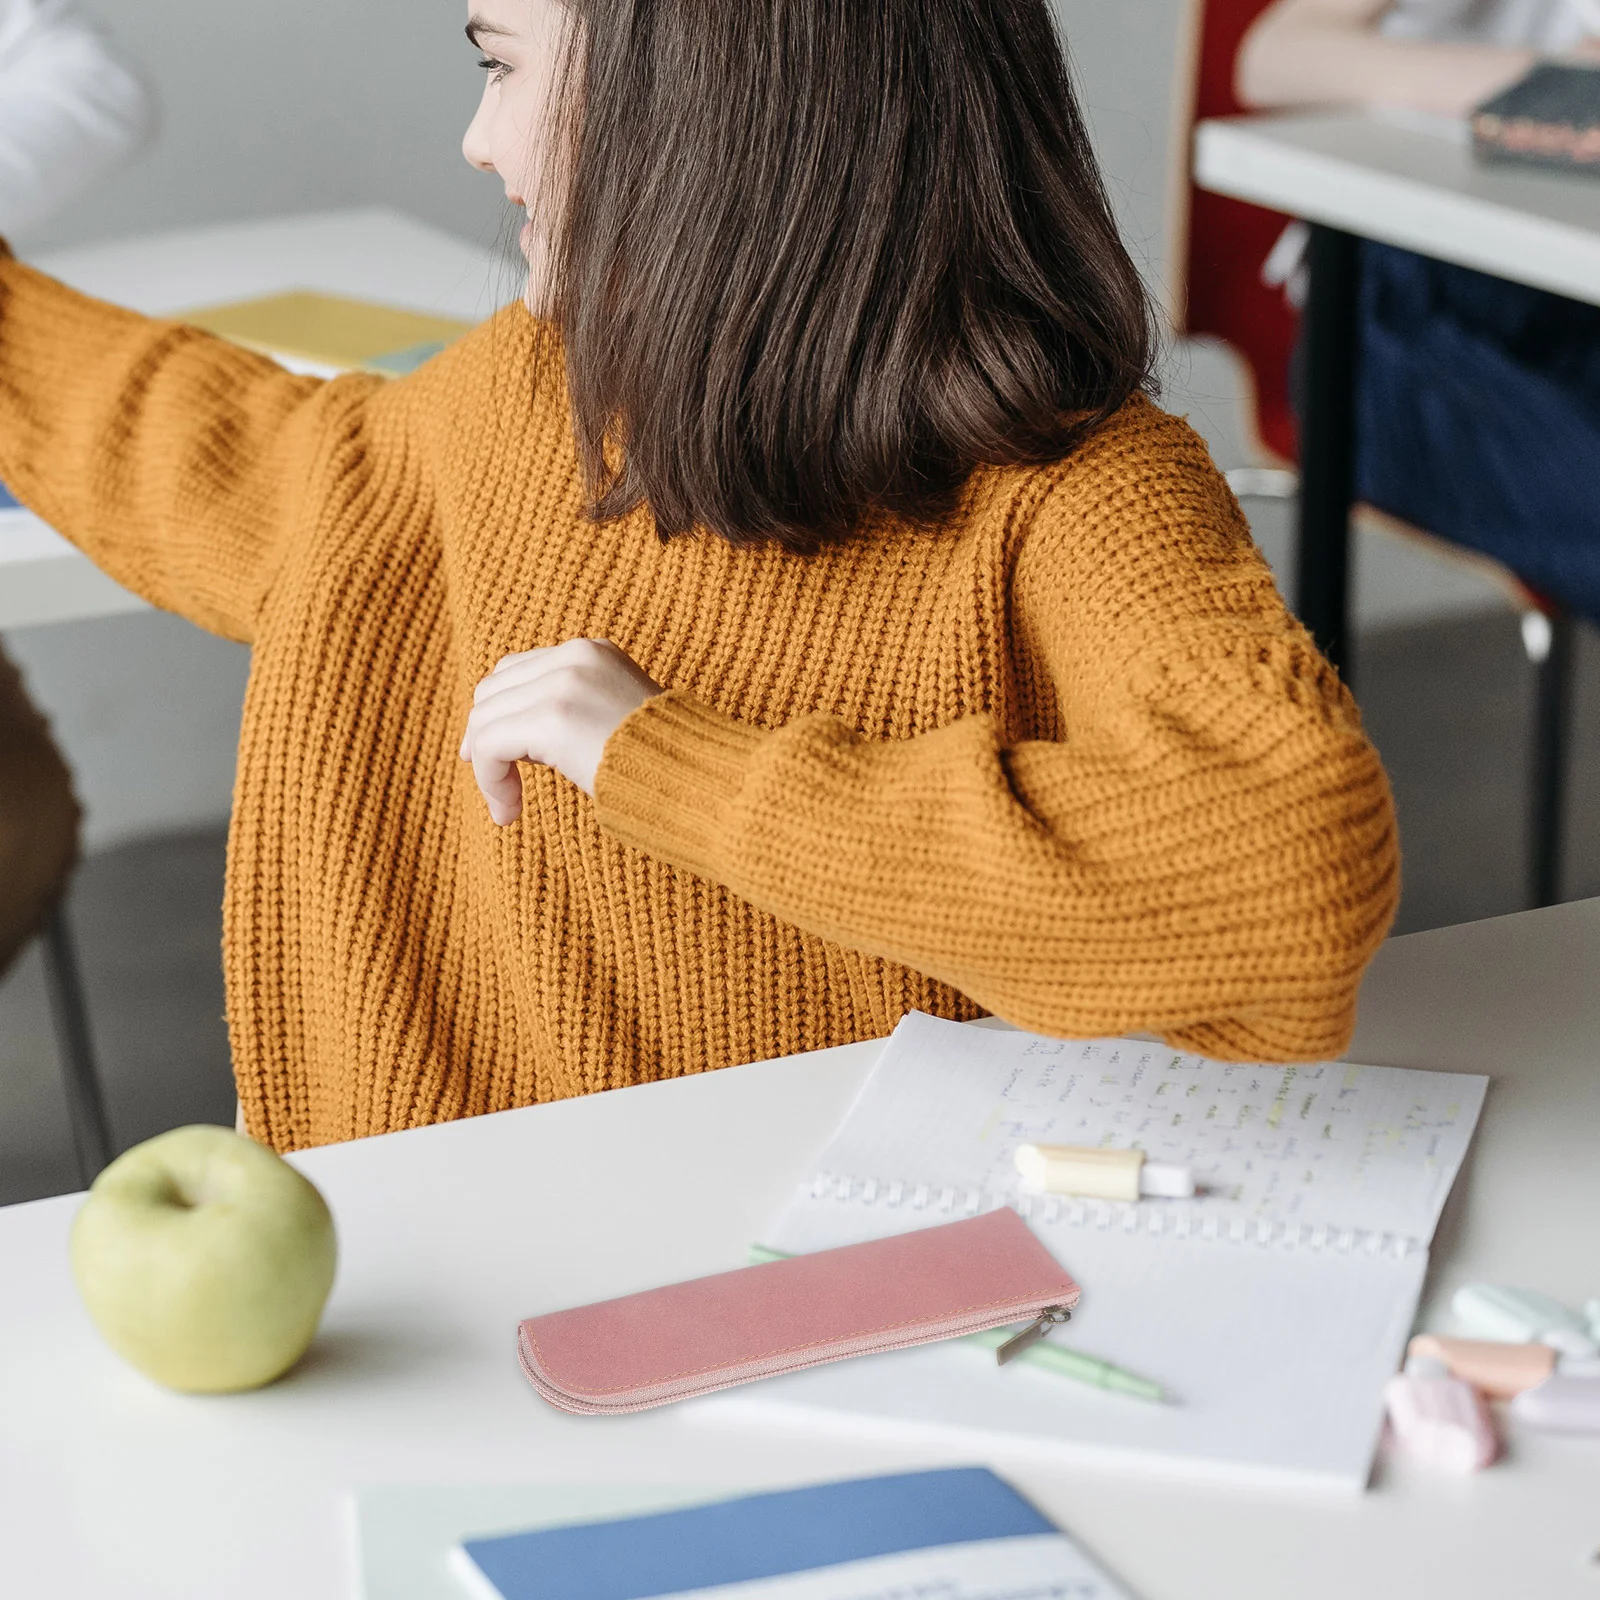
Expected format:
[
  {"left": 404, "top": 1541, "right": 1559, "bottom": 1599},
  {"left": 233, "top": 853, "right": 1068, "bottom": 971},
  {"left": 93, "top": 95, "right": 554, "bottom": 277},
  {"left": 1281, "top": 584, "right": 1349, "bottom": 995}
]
[
  {"left": 1056, "top": 0, "right": 1194, "bottom": 313},
  {"left": 8, "top": 0, "right": 512, "bottom": 850},
  {"left": 6, "top": 0, "right": 1505, "bottom": 852},
  {"left": 16, "top": 0, "right": 504, "bottom": 255}
]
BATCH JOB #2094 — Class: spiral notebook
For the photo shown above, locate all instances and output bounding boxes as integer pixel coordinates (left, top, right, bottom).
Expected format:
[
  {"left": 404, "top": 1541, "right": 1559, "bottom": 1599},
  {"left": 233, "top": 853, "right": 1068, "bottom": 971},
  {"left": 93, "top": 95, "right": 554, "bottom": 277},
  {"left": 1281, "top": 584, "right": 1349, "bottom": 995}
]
[
  {"left": 449, "top": 1469, "right": 1136, "bottom": 1600},
  {"left": 701, "top": 1012, "right": 1488, "bottom": 1491}
]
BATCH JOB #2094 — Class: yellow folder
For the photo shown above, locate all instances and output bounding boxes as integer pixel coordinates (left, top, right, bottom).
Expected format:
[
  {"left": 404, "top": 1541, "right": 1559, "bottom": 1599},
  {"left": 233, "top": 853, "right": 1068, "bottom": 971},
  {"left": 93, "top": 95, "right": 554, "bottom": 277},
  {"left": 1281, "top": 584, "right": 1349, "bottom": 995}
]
[{"left": 181, "top": 290, "right": 477, "bottom": 377}]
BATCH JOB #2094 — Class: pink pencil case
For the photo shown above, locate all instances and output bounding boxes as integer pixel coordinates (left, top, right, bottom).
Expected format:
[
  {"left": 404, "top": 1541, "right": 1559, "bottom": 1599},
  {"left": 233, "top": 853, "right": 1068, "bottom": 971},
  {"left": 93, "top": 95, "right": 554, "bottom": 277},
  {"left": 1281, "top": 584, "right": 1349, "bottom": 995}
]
[{"left": 516, "top": 1207, "right": 1080, "bottom": 1416}]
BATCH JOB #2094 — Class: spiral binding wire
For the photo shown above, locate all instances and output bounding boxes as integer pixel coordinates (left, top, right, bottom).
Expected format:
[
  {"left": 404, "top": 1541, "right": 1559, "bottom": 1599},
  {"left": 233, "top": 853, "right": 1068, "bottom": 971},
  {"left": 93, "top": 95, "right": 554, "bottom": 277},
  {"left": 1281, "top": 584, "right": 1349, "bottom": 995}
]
[{"left": 806, "top": 1171, "right": 1421, "bottom": 1259}]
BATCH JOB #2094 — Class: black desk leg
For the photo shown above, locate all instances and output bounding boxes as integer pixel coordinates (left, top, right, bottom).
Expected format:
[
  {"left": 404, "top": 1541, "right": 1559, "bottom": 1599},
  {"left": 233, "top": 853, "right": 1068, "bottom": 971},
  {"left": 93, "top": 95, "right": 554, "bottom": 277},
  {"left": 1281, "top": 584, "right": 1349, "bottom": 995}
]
[
  {"left": 1531, "top": 608, "right": 1575, "bottom": 909},
  {"left": 41, "top": 903, "right": 114, "bottom": 1186},
  {"left": 1297, "top": 225, "right": 1361, "bottom": 684}
]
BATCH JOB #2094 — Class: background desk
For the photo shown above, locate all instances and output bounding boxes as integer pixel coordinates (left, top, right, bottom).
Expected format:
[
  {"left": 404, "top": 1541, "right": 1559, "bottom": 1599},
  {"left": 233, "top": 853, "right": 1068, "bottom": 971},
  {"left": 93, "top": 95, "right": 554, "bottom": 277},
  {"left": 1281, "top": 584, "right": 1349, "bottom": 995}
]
[
  {"left": 1194, "top": 110, "right": 1600, "bottom": 907},
  {"left": 1195, "top": 112, "right": 1600, "bottom": 310},
  {"left": 0, "top": 207, "right": 502, "bottom": 631},
  {"left": 1193, "top": 111, "right": 1600, "bottom": 671},
  {"left": 3, "top": 899, "right": 1600, "bottom": 1599}
]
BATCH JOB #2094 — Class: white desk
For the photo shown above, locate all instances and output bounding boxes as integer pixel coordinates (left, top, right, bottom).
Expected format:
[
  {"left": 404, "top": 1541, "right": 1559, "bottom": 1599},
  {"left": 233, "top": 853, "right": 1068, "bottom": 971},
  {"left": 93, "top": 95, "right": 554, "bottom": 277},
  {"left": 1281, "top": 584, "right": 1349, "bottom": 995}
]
[
  {"left": 3, "top": 900, "right": 1600, "bottom": 1599},
  {"left": 0, "top": 208, "right": 502, "bottom": 632},
  {"left": 1192, "top": 109, "right": 1600, "bottom": 681},
  {"left": 1193, "top": 111, "right": 1600, "bottom": 905},
  {"left": 1194, "top": 110, "right": 1600, "bottom": 312}
]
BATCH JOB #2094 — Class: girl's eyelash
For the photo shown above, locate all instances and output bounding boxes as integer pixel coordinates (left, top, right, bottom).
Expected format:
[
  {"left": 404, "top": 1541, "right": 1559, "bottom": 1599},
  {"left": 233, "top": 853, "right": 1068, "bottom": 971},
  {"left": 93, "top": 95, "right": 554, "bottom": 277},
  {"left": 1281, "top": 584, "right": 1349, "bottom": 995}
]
[{"left": 477, "top": 56, "right": 512, "bottom": 84}]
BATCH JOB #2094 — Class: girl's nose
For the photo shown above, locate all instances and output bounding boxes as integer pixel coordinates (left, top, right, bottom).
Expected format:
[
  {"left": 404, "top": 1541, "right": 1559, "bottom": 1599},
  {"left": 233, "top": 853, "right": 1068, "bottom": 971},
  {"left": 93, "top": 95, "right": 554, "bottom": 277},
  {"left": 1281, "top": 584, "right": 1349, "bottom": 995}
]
[{"left": 462, "top": 93, "right": 497, "bottom": 174}]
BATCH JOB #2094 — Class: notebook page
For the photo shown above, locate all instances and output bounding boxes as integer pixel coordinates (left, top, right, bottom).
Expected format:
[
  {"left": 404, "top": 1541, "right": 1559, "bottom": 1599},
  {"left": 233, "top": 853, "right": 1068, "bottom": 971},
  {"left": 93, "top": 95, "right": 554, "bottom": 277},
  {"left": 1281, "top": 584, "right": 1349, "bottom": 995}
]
[
  {"left": 724, "top": 1013, "right": 1486, "bottom": 1488},
  {"left": 772, "top": 1012, "right": 1486, "bottom": 1248},
  {"left": 354, "top": 1486, "right": 729, "bottom": 1600},
  {"left": 704, "top": 1228, "right": 1425, "bottom": 1491},
  {"left": 451, "top": 1470, "right": 1136, "bottom": 1600}
]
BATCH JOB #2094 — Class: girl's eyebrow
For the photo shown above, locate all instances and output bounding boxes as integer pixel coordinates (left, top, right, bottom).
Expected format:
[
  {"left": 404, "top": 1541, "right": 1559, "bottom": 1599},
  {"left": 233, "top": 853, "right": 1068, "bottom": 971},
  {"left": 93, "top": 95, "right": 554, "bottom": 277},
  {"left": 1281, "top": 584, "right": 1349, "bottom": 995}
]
[{"left": 465, "top": 15, "right": 516, "bottom": 49}]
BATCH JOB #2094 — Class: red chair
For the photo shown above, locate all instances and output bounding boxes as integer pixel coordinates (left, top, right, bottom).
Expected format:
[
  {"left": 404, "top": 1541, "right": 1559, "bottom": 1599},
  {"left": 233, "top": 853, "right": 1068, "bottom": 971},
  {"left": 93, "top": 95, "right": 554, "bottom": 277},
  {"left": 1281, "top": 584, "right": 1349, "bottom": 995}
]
[{"left": 1177, "top": 0, "right": 1298, "bottom": 466}]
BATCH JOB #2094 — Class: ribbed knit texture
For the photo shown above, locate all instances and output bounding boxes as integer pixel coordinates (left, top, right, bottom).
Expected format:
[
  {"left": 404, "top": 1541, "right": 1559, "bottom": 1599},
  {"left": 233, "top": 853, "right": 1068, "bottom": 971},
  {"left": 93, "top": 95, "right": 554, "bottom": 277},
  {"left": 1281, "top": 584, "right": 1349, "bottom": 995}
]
[{"left": 0, "top": 255, "right": 1399, "bottom": 1152}]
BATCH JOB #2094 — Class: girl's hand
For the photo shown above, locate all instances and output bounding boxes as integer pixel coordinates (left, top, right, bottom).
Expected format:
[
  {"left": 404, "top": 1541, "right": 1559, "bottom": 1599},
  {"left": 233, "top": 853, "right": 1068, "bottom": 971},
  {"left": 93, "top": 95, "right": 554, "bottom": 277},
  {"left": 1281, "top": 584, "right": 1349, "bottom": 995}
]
[{"left": 460, "top": 639, "right": 662, "bottom": 823}]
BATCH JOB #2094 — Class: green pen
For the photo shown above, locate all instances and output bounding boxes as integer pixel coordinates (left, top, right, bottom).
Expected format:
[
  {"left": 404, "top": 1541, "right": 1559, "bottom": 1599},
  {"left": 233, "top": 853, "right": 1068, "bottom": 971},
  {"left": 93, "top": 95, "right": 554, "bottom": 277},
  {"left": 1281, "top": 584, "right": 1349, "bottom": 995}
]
[
  {"left": 747, "top": 1243, "right": 1175, "bottom": 1406},
  {"left": 963, "top": 1324, "right": 1172, "bottom": 1403}
]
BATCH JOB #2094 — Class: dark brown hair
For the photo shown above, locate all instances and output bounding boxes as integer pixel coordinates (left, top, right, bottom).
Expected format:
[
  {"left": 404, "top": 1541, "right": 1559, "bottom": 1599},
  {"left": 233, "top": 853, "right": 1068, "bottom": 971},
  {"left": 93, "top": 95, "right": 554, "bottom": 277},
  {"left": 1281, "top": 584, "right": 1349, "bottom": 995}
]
[{"left": 545, "top": 0, "right": 1155, "bottom": 551}]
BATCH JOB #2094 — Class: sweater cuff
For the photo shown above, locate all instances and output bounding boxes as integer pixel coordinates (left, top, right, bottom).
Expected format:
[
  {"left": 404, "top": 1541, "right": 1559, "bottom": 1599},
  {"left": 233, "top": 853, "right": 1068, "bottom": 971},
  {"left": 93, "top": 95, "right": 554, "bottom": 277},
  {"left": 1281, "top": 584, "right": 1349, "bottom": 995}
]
[{"left": 593, "top": 689, "right": 769, "bottom": 878}]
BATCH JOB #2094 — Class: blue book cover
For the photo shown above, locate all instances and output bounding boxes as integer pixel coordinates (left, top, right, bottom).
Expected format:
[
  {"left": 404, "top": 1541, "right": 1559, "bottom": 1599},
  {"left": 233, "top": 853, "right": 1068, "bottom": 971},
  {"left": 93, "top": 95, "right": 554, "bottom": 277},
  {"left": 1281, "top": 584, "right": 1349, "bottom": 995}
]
[
  {"left": 450, "top": 1467, "right": 1134, "bottom": 1600},
  {"left": 0, "top": 481, "right": 19, "bottom": 510}
]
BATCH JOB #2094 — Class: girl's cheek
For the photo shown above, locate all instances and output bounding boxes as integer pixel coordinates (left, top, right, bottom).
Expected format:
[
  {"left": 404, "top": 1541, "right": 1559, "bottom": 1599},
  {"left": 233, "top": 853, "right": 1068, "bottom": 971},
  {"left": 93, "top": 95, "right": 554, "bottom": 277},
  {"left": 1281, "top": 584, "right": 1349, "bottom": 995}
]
[{"left": 497, "top": 115, "right": 540, "bottom": 199}]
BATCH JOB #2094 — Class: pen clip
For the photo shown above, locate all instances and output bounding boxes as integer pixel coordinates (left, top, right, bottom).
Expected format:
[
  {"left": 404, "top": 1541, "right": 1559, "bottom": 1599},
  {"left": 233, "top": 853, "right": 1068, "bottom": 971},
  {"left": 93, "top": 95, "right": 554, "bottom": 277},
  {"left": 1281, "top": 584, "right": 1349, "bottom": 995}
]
[{"left": 995, "top": 1304, "right": 1072, "bottom": 1367}]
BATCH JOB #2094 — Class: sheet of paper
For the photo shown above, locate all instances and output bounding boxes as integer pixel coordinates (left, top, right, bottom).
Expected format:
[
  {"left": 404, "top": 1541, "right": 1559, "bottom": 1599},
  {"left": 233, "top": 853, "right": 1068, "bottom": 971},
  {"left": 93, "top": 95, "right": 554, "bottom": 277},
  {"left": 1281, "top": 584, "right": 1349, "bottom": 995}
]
[
  {"left": 702, "top": 1229, "right": 1426, "bottom": 1491},
  {"left": 607, "top": 1535, "right": 1132, "bottom": 1600},
  {"left": 353, "top": 1485, "right": 727, "bottom": 1600},
  {"left": 773, "top": 1013, "right": 1487, "bottom": 1247},
  {"left": 729, "top": 1013, "right": 1487, "bottom": 1490},
  {"left": 445, "top": 1469, "right": 1136, "bottom": 1600}
]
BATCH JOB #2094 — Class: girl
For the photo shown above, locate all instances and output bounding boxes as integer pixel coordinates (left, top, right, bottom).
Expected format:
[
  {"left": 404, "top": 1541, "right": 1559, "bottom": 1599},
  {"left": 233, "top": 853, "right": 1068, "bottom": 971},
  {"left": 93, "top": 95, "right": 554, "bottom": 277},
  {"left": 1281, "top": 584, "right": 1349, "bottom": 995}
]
[
  {"left": 0, "top": 0, "right": 1397, "bottom": 1153},
  {"left": 1239, "top": 0, "right": 1600, "bottom": 118}
]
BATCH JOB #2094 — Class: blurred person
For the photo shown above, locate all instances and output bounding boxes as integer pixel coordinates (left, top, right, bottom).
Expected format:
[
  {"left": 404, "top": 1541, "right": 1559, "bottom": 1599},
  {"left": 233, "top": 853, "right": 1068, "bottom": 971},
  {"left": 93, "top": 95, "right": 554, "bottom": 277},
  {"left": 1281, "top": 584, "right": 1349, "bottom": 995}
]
[
  {"left": 0, "top": 0, "right": 152, "bottom": 977},
  {"left": 0, "top": 0, "right": 1397, "bottom": 1152},
  {"left": 1239, "top": 0, "right": 1600, "bottom": 119},
  {"left": 0, "top": 0, "right": 153, "bottom": 237},
  {"left": 1239, "top": 0, "right": 1600, "bottom": 622}
]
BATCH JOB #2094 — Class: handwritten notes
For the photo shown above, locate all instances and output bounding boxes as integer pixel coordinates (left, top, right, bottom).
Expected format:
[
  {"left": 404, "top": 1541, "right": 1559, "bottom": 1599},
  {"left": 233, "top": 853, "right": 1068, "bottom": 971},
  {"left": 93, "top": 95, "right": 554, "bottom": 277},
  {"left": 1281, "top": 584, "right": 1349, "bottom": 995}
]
[
  {"left": 749, "top": 1014, "right": 1487, "bottom": 1488},
  {"left": 801, "top": 1015, "right": 1487, "bottom": 1245}
]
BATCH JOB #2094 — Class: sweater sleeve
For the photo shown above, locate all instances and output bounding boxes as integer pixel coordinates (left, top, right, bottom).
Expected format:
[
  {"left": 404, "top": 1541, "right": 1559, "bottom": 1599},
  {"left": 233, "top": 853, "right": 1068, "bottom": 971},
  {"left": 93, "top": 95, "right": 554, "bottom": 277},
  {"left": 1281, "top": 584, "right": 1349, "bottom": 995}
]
[
  {"left": 0, "top": 252, "right": 379, "bottom": 642},
  {"left": 594, "top": 412, "right": 1400, "bottom": 1064}
]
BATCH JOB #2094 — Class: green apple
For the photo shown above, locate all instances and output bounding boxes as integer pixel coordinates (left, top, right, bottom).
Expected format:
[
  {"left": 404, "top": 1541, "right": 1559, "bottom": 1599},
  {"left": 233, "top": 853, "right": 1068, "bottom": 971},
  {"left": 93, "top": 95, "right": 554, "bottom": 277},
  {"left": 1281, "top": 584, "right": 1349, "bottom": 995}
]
[{"left": 70, "top": 1124, "right": 337, "bottom": 1393}]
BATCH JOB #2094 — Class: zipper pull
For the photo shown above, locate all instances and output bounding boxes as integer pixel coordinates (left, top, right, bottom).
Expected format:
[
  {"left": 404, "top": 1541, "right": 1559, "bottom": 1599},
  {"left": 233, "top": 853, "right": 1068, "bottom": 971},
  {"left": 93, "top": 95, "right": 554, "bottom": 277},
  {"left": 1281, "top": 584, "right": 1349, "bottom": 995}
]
[{"left": 995, "top": 1304, "right": 1072, "bottom": 1366}]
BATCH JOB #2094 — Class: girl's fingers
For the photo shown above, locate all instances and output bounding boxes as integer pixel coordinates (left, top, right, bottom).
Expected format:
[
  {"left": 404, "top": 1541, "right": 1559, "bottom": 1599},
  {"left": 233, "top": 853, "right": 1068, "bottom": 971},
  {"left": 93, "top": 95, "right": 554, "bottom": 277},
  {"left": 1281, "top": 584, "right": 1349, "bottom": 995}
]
[
  {"left": 466, "top": 704, "right": 550, "bottom": 766},
  {"left": 471, "top": 756, "right": 525, "bottom": 826},
  {"left": 458, "top": 642, "right": 639, "bottom": 816},
  {"left": 465, "top": 705, "right": 562, "bottom": 825},
  {"left": 461, "top": 681, "right": 555, "bottom": 760},
  {"left": 470, "top": 674, "right": 553, "bottom": 722},
  {"left": 466, "top": 643, "right": 635, "bottom": 751},
  {"left": 474, "top": 648, "right": 564, "bottom": 703},
  {"left": 474, "top": 639, "right": 617, "bottom": 704}
]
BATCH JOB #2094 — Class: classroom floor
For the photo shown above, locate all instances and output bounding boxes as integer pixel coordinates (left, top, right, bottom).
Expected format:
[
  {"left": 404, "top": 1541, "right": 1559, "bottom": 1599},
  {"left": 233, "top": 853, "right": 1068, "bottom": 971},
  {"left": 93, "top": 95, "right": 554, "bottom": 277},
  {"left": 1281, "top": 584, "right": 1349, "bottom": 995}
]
[{"left": 3, "top": 606, "right": 1598, "bottom": 1208}]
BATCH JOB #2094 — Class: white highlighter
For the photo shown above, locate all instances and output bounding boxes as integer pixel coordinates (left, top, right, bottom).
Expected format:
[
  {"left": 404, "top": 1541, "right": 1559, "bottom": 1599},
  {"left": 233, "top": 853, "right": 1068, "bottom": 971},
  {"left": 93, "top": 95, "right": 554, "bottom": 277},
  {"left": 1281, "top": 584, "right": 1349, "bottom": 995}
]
[{"left": 1014, "top": 1143, "right": 1194, "bottom": 1202}]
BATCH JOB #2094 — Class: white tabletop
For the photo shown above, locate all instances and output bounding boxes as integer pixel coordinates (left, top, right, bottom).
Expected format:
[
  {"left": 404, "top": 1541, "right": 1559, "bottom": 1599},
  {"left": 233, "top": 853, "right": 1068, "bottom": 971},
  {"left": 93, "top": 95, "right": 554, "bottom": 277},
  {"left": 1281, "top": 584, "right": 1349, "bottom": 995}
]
[
  {"left": 3, "top": 899, "right": 1600, "bottom": 1598},
  {"left": 0, "top": 207, "right": 503, "bottom": 632},
  {"left": 1194, "top": 110, "right": 1600, "bottom": 308}
]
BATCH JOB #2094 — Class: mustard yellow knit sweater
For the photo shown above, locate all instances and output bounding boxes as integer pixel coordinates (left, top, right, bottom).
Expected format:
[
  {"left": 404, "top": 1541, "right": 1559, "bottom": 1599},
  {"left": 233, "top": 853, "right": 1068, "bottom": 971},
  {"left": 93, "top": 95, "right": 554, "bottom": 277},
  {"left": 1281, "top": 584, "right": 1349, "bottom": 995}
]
[{"left": 0, "top": 257, "right": 1398, "bottom": 1151}]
